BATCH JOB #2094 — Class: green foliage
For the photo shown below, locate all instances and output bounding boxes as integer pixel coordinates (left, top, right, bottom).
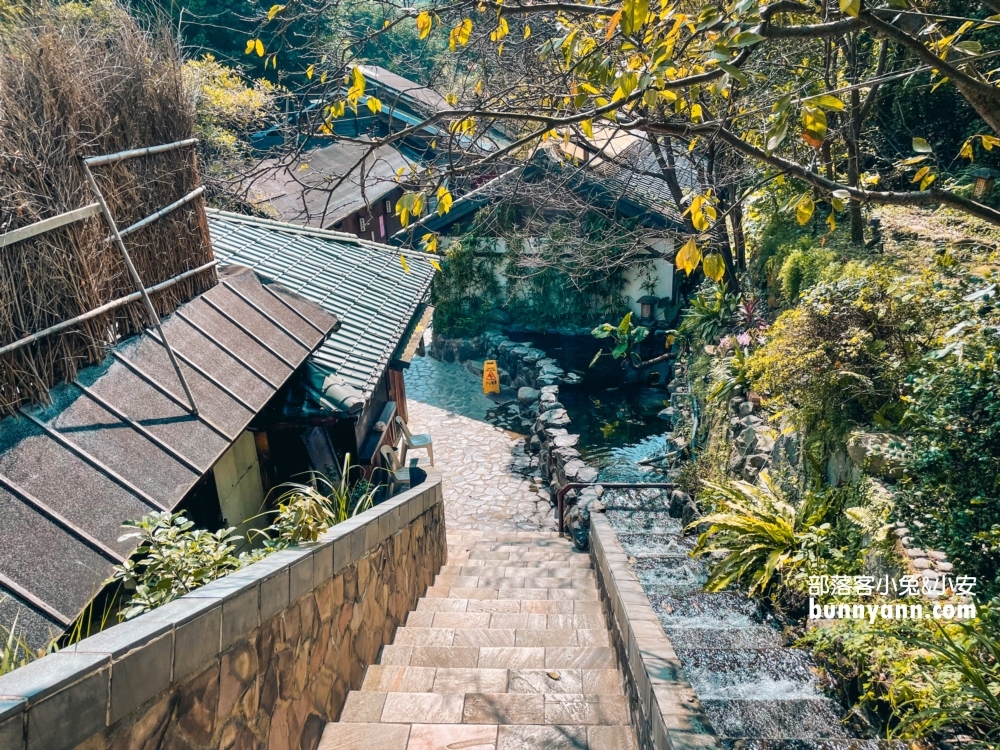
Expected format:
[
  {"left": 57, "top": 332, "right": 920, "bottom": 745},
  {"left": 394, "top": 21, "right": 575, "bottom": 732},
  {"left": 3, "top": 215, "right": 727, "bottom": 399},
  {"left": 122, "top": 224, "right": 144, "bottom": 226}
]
[
  {"left": 257, "top": 459, "right": 377, "bottom": 548},
  {"left": 111, "top": 512, "right": 244, "bottom": 620},
  {"left": 690, "top": 473, "right": 839, "bottom": 596},
  {"left": 590, "top": 312, "right": 649, "bottom": 367},
  {"left": 708, "top": 345, "right": 750, "bottom": 403},
  {"left": 746, "top": 265, "right": 927, "bottom": 443},
  {"left": 182, "top": 55, "right": 281, "bottom": 172},
  {"left": 778, "top": 245, "right": 840, "bottom": 303},
  {"left": 678, "top": 281, "right": 739, "bottom": 344},
  {"left": 802, "top": 616, "right": 1000, "bottom": 746},
  {"left": 429, "top": 236, "right": 504, "bottom": 336},
  {"left": 0, "top": 603, "right": 39, "bottom": 677},
  {"left": 111, "top": 457, "right": 380, "bottom": 620},
  {"left": 898, "top": 283, "right": 1000, "bottom": 599}
]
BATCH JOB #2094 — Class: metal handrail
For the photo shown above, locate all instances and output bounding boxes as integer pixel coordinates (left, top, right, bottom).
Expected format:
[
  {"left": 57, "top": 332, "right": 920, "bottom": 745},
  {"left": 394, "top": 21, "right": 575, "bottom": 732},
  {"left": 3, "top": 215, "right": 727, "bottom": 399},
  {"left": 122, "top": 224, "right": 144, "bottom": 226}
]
[{"left": 555, "top": 482, "right": 677, "bottom": 534}]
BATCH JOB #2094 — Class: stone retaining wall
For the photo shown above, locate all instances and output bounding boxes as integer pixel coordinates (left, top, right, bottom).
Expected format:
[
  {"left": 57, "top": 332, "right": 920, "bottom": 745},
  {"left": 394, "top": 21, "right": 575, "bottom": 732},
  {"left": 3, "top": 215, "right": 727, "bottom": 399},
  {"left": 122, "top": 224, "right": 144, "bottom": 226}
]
[
  {"left": 589, "top": 513, "right": 719, "bottom": 750},
  {"left": 0, "top": 472, "right": 446, "bottom": 750}
]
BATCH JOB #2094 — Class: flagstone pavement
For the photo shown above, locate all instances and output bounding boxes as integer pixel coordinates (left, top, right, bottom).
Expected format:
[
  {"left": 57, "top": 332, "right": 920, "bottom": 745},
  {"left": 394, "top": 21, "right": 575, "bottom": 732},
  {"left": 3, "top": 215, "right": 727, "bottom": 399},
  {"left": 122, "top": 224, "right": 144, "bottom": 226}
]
[{"left": 402, "top": 353, "right": 555, "bottom": 533}]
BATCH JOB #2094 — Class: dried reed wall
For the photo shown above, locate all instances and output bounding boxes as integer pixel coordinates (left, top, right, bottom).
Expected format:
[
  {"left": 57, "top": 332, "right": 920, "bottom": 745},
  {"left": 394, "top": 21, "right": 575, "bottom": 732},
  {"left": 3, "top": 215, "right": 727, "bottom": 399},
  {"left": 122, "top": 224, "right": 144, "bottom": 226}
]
[{"left": 0, "top": 2, "right": 216, "bottom": 414}]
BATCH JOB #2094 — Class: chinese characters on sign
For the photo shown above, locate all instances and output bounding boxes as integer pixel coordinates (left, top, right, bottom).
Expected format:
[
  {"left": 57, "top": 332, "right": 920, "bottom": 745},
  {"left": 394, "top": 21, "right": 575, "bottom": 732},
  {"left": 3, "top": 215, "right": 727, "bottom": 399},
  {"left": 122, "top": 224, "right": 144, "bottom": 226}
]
[{"left": 807, "top": 574, "right": 976, "bottom": 598}]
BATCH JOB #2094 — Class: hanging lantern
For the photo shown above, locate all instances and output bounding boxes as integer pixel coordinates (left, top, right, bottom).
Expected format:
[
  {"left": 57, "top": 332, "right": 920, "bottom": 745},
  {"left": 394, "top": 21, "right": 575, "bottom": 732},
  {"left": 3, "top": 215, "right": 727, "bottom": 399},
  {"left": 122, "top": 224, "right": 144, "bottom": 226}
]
[{"left": 972, "top": 168, "right": 996, "bottom": 200}]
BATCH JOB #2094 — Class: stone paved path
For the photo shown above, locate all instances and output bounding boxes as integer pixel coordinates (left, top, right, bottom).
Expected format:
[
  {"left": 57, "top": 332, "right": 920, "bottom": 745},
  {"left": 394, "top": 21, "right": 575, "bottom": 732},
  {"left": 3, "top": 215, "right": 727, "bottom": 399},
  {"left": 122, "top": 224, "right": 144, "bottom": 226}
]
[
  {"left": 319, "top": 530, "right": 639, "bottom": 750},
  {"left": 404, "top": 353, "right": 553, "bottom": 532}
]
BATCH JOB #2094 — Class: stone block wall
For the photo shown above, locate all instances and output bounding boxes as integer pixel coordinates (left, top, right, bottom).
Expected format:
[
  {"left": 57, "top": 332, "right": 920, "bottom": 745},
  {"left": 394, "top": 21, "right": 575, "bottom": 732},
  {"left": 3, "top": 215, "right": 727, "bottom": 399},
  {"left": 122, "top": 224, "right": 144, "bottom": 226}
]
[
  {"left": 589, "top": 514, "right": 719, "bottom": 750},
  {"left": 0, "top": 473, "right": 446, "bottom": 750}
]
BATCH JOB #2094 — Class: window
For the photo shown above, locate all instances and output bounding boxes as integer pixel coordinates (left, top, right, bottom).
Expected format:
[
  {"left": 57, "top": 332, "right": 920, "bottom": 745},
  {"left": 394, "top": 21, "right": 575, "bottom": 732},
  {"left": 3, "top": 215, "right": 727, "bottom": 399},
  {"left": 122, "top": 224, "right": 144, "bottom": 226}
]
[
  {"left": 379, "top": 214, "right": 386, "bottom": 238},
  {"left": 359, "top": 217, "right": 367, "bottom": 232},
  {"left": 385, "top": 199, "right": 393, "bottom": 213}
]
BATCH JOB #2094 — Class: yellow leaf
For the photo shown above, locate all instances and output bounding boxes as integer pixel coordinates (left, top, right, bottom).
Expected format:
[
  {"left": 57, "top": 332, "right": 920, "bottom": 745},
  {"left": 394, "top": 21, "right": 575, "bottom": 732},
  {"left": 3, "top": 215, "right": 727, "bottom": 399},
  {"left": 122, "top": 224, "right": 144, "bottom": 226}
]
[
  {"left": 826, "top": 211, "right": 836, "bottom": 232},
  {"left": 423, "top": 234, "right": 439, "bottom": 253},
  {"left": 839, "top": 0, "right": 860, "bottom": 17},
  {"left": 416, "top": 11, "right": 433, "bottom": 40},
  {"left": 320, "top": 71, "right": 328, "bottom": 84},
  {"left": 690, "top": 103, "right": 703, "bottom": 122},
  {"left": 796, "top": 195, "right": 815, "bottom": 225},
  {"left": 912, "top": 165, "right": 931, "bottom": 184},
  {"left": 267, "top": 4, "right": 285, "bottom": 21},
  {"left": 306, "top": 64, "right": 315, "bottom": 80},
  {"left": 675, "top": 237, "right": 702, "bottom": 276},
  {"left": 436, "top": 187, "right": 453, "bottom": 215},
  {"left": 920, "top": 173, "right": 936, "bottom": 190},
  {"left": 581, "top": 119, "right": 594, "bottom": 138},
  {"left": 255, "top": 38, "right": 265, "bottom": 57},
  {"left": 524, "top": 24, "right": 531, "bottom": 39},
  {"left": 490, "top": 17, "right": 509, "bottom": 42},
  {"left": 702, "top": 252, "right": 725, "bottom": 282},
  {"left": 245, "top": 39, "right": 255, "bottom": 55},
  {"left": 413, "top": 194, "right": 424, "bottom": 215},
  {"left": 450, "top": 19, "right": 472, "bottom": 51},
  {"left": 982, "top": 135, "right": 1000, "bottom": 151},
  {"left": 400, "top": 255, "right": 411, "bottom": 274},
  {"left": 367, "top": 96, "right": 382, "bottom": 114},
  {"left": 430, "top": 258, "right": 443, "bottom": 273},
  {"left": 606, "top": 8, "right": 623, "bottom": 40},
  {"left": 959, "top": 140, "right": 974, "bottom": 160},
  {"left": 622, "top": 0, "right": 649, "bottom": 36}
]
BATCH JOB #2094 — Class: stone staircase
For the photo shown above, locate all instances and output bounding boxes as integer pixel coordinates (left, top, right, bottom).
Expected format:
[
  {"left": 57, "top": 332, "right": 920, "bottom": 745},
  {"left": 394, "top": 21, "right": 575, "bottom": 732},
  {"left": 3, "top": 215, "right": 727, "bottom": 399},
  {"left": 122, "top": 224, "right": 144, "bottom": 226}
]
[{"left": 319, "top": 530, "right": 639, "bottom": 750}]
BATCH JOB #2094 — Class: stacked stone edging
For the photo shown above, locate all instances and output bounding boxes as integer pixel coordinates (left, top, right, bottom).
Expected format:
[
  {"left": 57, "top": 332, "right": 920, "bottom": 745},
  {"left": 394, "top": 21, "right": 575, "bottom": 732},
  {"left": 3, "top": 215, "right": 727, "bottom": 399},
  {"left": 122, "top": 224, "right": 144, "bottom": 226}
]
[
  {"left": 0, "top": 473, "right": 446, "bottom": 750},
  {"left": 589, "top": 513, "right": 720, "bottom": 750}
]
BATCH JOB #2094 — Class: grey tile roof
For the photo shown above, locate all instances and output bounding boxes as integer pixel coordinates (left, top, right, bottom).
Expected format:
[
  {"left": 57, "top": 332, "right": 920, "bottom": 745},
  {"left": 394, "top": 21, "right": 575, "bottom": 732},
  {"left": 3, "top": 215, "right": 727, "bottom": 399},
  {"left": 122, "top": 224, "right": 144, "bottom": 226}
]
[
  {"left": 0, "top": 266, "right": 336, "bottom": 648},
  {"left": 247, "top": 139, "right": 412, "bottom": 228},
  {"left": 207, "top": 211, "right": 436, "bottom": 400}
]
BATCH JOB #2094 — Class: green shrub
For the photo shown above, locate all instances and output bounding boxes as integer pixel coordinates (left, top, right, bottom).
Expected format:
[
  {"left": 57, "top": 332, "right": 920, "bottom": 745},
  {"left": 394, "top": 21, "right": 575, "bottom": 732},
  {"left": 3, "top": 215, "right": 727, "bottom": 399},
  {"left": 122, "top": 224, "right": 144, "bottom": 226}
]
[
  {"left": 746, "top": 265, "right": 928, "bottom": 443},
  {"left": 899, "top": 296, "right": 1000, "bottom": 599},
  {"left": 678, "top": 280, "right": 739, "bottom": 344},
  {"left": 778, "top": 245, "right": 840, "bottom": 302},
  {"left": 690, "top": 473, "right": 840, "bottom": 595}
]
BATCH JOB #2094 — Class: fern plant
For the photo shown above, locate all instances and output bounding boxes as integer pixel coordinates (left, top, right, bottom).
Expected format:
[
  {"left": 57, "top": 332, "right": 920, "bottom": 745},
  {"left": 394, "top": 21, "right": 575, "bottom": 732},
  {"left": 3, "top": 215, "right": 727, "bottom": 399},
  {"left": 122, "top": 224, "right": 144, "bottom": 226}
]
[
  {"left": 896, "top": 622, "right": 1000, "bottom": 747},
  {"left": 689, "top": 472, "right": 836, "bottom": 595}
]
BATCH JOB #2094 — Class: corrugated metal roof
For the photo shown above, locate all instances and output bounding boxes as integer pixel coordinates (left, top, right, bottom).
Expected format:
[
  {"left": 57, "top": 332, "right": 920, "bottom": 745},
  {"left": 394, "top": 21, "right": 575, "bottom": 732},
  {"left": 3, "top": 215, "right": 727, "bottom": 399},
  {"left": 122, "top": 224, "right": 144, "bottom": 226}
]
[
  {"left": 0, "top": 266, "right": 336, "bottom": 648},
  {"left": 208, "top": 211, "right": 436, "bottom": 401}
]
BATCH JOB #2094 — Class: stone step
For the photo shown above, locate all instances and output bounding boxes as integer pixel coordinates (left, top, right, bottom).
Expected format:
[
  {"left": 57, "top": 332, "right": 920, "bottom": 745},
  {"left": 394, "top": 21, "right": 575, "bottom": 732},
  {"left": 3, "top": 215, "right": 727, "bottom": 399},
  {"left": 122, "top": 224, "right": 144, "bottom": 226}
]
[
  {"left": 443, "top": 557, "right": 593, "bottom": 569},
  {"left": 359, "top": 665, "right": 626, "bottom": 695},
  {"left": 405, "top": 611, "right": 607, "bottom": 630},
  {"left": 319, "top": 722, "right": 639, "bottom": 750},
  {"left": 438, "top": 564, "right": 596, "bottom": 578},
  {"left": 416, "top": 598, "right": 603, "bottom": 615},
  {"left": 341, "top": 690, "right": 632, "bottom": 726},
  {"left": 432, "top": 574, "right": 596, "bottom": 589},
  {"left": 423, "top": 586, "right": 600, "bottom": 601}
]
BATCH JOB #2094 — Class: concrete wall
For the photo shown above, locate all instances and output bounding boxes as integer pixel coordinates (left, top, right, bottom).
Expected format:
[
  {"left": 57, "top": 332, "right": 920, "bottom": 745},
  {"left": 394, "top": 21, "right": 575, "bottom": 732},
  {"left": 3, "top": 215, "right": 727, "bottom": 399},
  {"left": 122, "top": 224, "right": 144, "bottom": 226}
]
[
  {"left": 0, "top": 472, "right": 446, "bottom": 750},
  {"left": 589, "top": 514, "right": 719, "bottom": 750}
]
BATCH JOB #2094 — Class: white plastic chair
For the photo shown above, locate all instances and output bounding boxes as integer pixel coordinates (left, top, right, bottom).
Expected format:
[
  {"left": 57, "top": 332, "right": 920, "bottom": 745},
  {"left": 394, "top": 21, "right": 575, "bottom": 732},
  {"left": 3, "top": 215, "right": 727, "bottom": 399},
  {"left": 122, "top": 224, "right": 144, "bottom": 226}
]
[
  {"left": 395, "top": 416, "right": 434, "bottom": 466},
  {"left": 380, "top": 445, "right": 412, "bottom": 486}
]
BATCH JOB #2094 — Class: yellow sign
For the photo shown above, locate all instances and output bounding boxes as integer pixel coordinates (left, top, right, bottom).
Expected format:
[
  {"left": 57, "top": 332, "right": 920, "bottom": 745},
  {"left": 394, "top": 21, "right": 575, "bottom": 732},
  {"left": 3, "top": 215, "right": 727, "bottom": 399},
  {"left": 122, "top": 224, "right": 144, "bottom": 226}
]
[{"left": 483, "top": 360, "right": 500, "bottom": 394}]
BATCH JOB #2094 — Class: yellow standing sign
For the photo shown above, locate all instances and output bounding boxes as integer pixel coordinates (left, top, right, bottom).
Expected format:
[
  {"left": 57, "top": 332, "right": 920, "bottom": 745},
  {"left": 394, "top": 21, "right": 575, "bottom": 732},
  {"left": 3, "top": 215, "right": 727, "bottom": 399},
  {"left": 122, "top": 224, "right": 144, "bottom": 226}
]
[{"left": 483, "top": 360, "right": 500, "bottom": 394}]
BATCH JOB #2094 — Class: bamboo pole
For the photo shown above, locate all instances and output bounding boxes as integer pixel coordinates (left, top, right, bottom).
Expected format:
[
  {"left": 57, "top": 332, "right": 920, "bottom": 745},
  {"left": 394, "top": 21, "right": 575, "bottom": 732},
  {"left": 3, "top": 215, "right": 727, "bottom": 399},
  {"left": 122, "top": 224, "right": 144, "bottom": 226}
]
[
  {"left": 78, "top": 156, "right": 200, "bottom": 415},
  {"left": 82, "top": 138, "right": 198, "bottom": 167},
  {"left": 0, "top": 204, "right": 100, "bottom": 248},
  {"left": 0, "top": 260, "right": 217, "bottom": 357}
]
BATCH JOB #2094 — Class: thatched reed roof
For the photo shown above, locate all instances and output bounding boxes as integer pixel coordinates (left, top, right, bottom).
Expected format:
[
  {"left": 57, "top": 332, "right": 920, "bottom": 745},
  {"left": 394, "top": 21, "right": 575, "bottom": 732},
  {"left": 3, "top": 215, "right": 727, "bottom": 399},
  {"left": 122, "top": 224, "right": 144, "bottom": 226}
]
[{"left": 0, "top": 2, "right": 216, "bottom": 415}]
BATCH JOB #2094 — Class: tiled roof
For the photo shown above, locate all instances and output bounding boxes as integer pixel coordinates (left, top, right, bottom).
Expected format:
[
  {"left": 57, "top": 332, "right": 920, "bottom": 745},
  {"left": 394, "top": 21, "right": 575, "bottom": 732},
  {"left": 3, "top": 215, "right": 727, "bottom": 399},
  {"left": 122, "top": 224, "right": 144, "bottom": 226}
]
[
  {"left": 0, "top": 266, "right": 336, "bottom": 648},
  {"left": 208, "top": 211, "right": 436, "bottom": 400},
  {"left": 246, "top": 139, "right": 413, "bottom": 228}
]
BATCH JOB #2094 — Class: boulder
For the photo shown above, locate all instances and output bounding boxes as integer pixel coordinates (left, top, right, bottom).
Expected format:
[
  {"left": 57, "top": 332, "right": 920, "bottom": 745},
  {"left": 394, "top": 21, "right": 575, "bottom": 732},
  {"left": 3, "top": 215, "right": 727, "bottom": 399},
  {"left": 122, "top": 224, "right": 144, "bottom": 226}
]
[
  {"left": 847, "top": 432, "right": 906, "bottom": 480},
  {"left": 746, "top": 453, "right": 770, "bottom": 470},
  {"left": 518, "top": 387, "right": 541, "bottom": 405},
  {"left": 541, "top": 385, "right": 560, "bottom": 395},
  {"left": 562, "top": 373, "right": 584, "bottom": 385},
  {"left": 738, "top": 401, "right": 754, "bottom": 417},
  {"left": 668, "top": 489, "right": 690, "bottom": 518},
  {"left": 551, "top": 433, "right": 580, "bottom": 449},
  {"left": 539, "top": 401, "right": 565, "bottom": 414},
  {"left": 681, "top": 501, "right": 701, "bottom": 532}
]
